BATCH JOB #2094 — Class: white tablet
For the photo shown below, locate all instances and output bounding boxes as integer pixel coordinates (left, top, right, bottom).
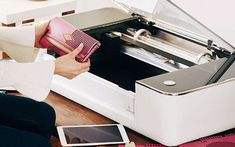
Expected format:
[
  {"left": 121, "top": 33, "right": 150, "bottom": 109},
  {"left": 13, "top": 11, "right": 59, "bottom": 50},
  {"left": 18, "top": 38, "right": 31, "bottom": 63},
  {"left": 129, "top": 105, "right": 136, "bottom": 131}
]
[{"left": 57, "top": 124, "right": 129, "bottom": 146}]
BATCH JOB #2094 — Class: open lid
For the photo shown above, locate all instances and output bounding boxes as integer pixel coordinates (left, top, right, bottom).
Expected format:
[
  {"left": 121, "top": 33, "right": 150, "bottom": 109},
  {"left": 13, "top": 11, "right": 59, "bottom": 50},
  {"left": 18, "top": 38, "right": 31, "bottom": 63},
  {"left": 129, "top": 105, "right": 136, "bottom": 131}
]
[{"left": 114, "top": 0, "right": 235, "bottom": 52}]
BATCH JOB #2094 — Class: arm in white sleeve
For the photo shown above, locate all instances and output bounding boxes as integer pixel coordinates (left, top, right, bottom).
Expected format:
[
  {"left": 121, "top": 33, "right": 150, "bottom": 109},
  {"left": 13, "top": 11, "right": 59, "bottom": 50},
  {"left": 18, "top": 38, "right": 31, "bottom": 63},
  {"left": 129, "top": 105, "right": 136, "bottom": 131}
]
[
  {"left": 0, "top": 61, "right": 55, "bottom": 101},
  {"left": 0, "top": 25, "right": 39, "bottom": 62}
]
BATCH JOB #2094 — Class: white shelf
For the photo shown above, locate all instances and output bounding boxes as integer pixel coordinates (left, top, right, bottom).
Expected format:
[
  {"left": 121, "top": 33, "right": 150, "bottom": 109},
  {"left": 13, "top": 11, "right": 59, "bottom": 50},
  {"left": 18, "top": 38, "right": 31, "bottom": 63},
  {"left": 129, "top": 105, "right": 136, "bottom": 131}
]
[{"left": 0, "top": 0, "right": 77, "bottom": 25}]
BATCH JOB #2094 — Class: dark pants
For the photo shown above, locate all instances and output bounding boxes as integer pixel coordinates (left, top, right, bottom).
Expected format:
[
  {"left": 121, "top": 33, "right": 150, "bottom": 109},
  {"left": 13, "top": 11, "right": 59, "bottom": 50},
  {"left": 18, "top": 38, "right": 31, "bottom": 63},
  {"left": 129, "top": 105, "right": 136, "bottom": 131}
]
[{"left": 0, "top": 93, "right": 56, "bottom": 147}]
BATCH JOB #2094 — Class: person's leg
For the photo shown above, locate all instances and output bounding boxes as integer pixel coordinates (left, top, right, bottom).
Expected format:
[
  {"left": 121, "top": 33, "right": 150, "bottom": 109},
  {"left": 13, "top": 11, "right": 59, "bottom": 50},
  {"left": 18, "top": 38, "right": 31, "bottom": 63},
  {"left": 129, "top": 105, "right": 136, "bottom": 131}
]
[
  {"left": 0, "top": 93, "right": 56, "bottom": 140},
  {"left": 0, "top": 124, "right": 52, "bottom": 147}
]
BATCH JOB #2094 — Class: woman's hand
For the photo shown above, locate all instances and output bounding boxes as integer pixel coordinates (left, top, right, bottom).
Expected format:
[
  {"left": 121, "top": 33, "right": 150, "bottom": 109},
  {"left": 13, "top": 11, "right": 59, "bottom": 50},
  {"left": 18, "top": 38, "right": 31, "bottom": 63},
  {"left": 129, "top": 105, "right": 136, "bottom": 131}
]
[
  {"left": 34, "top": 21, "right": 49, "bottom": 48},
  {"left": 54, "top": 43, "right": 91, "bottom": 79},
  {"left": 34, "top": 20, "right": 90, "bottom": 79}
]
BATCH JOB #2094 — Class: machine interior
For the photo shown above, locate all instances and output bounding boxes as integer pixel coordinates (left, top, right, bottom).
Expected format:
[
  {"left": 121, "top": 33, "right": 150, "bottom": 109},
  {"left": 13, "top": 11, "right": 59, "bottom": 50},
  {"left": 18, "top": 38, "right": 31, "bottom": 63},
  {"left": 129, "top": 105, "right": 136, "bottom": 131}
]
[
  {"left": 60, "top": 9, "right": 215, "bottom": 92},
  {"left": 83, "top": 19, "right": 188, "bottom": 92}
]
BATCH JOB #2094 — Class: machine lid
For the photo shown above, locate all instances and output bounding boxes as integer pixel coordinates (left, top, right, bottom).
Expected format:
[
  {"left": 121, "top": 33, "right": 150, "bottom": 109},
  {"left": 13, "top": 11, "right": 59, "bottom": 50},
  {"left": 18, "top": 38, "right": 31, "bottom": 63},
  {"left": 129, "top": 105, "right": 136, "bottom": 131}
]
[{"left": 114, "top": 0, "right": 235, "bottom": 52}]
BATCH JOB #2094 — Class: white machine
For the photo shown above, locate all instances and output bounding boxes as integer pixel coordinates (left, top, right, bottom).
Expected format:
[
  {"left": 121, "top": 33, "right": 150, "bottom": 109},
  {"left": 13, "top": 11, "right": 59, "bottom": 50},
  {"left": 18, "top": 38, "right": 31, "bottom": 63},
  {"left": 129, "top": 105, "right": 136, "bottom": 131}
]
[{"left": 51, "top": 0, "right": 235, "bottom": 146}]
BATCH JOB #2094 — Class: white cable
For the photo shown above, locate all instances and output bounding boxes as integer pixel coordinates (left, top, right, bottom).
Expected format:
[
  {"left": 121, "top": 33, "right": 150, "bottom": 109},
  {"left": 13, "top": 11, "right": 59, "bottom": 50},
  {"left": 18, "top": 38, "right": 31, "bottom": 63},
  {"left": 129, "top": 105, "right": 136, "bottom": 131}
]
[
  {"left": 133, "top": 29, "right": 151, "bottom": 40},
  {"left": 195, "top": 52, "right": 212, "bottom": 63}
]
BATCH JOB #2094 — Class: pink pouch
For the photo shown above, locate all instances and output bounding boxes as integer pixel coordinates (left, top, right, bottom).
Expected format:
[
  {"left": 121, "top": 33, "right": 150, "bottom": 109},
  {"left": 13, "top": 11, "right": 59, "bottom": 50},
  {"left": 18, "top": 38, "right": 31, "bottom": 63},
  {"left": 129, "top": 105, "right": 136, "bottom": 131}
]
[{"left": 39, "top": 17, "right": 100, "bottom": 62}]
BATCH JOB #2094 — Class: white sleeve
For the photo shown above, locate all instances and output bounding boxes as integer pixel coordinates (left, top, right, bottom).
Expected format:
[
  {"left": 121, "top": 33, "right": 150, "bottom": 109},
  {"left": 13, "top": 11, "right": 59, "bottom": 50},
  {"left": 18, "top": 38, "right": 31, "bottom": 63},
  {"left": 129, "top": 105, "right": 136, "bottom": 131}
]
[
  {"left": 0, "top": 25, "right": 39, "bottom": 63},
  {"left": 0, "top": 61, "right": 55, "bottom": 101},
  {"left": 0, "top": 25, "right": 35, "bottom": 47}
]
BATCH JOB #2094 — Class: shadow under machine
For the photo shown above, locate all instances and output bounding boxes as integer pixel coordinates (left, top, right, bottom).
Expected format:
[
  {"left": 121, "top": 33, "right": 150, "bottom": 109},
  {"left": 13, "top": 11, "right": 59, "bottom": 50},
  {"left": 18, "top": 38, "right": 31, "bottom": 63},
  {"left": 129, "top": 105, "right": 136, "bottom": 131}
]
[{"left": 51, "top": 0, "right": 235, "bottom": 146}]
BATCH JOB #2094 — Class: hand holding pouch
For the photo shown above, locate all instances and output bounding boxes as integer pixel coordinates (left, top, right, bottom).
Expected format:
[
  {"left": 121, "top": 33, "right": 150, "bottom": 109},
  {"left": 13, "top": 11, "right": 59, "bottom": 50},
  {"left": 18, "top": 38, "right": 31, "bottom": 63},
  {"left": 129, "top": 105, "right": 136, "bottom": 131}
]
[{"left": 39, "top": 17, "right": 100, "bottom": 62}]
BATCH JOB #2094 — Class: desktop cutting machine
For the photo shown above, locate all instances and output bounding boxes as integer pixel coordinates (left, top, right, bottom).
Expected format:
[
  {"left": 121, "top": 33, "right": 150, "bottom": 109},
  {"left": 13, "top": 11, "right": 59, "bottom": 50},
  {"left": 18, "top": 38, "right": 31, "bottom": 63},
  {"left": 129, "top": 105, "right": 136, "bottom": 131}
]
[{"left": 51, "top": 0, "right": 235, "bottom": 146}]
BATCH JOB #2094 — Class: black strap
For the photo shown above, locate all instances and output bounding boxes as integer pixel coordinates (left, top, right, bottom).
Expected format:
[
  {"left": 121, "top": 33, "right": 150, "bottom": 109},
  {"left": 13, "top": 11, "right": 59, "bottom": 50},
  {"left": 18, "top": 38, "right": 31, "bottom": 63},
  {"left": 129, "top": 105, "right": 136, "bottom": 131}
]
[{"left": 206, "top": 52, "right": 235, "bottom": 85}]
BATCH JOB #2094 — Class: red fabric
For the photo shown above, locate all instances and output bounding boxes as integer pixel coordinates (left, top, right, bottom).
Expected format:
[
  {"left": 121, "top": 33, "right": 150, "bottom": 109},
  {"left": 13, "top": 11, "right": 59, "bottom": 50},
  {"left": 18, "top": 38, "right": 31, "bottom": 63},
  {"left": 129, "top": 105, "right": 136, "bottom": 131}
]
[
  {"left": 179, "top": 133, "right": 235, "bottom": 147},
  {"left": 118, "top": 144, "right": 165, "bottom": 147}
]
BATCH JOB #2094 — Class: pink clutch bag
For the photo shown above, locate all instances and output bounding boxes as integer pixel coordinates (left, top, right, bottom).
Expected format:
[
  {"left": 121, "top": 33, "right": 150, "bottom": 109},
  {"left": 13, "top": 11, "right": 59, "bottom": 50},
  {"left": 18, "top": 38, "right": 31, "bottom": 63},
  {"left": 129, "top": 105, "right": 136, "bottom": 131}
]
[{"left": 39, "top": 17, "right": 100, "bottom": 62}]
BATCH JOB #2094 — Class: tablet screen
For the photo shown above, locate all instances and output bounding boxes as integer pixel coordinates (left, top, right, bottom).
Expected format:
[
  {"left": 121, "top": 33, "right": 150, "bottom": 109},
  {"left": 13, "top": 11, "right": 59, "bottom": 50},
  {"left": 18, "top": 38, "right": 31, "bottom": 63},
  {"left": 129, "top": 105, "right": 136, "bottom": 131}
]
[{"left": 63, "top": 125, "right": 124, "bottom": 144}]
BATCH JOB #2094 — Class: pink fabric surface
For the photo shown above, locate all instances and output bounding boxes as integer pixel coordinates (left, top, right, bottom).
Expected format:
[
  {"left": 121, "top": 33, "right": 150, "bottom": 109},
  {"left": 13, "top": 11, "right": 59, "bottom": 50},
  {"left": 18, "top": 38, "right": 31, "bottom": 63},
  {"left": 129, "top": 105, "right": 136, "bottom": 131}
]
[
  {"left": 118, "top": 144, "right": 165, "bottom": 147},
  {"left": 179, "top": 133, "right": 235, "bottom": 147},
  {"left": 118, "top": 134, "right": 235, "bottom": 147}
]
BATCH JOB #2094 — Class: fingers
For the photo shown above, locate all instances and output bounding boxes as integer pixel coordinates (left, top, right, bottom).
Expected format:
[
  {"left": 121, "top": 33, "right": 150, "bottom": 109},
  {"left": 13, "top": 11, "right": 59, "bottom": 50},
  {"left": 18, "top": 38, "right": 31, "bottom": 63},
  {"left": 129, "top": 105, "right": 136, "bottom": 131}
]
[
  {"left": 54, "top": 48, "right": 91, "bottom": 80},
  {"left": 80, "top": 67, "right": 90, "bottom": 74},
  {"left": 70, "top": 43, "right": 84, "bottom": 58},
  {"left": 35, "top": 20, "right": 50, "bottom": 48},
  {"left": 67, "top": 66, "right": 90, "bottom": 80},
  {"left": 74, "top": 59, "right": 90, "bottom": 73},
  {"left": 80, "top": 59, "right": 91, "bottom": 68},
  {"left": 73, "top": 60, "right": 90, "bottom": 77}
]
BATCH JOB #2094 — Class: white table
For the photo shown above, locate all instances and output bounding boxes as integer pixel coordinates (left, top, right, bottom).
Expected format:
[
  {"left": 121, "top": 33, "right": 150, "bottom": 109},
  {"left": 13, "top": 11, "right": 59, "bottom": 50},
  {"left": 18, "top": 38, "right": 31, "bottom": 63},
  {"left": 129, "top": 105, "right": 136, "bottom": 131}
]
[{"left": 0, "top": 0, "right": 77, "bottom": 26}]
